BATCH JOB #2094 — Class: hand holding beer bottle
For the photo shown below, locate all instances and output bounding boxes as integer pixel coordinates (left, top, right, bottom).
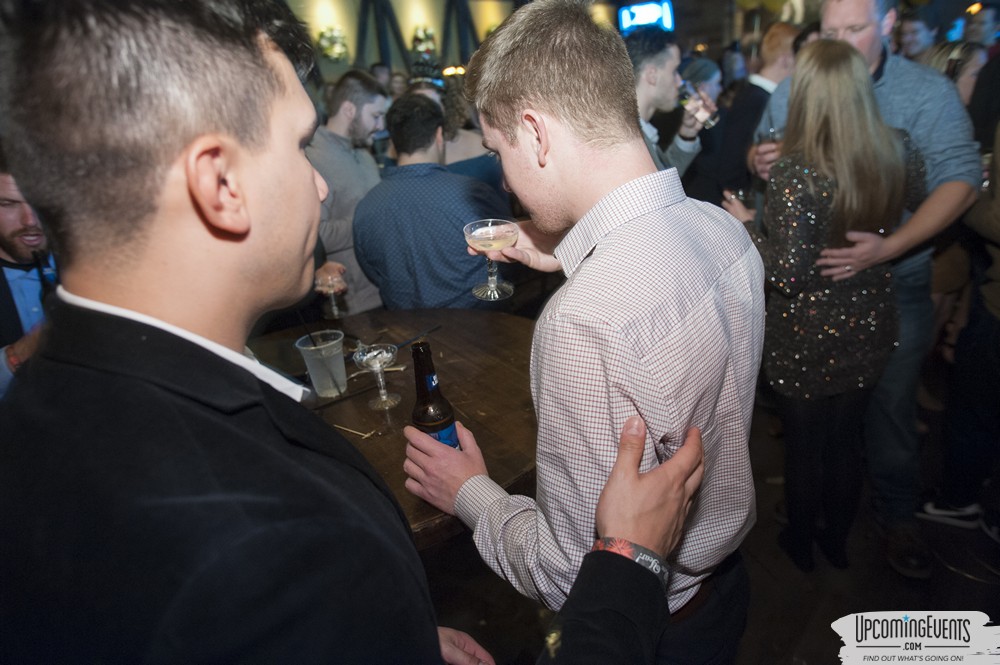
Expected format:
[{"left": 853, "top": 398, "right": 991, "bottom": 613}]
[
  {"left": 410, "top": 341, "right": 460, "bottom": 449},
  {"left": 403, "top": 340, "right": 484, "bottom": 513}
]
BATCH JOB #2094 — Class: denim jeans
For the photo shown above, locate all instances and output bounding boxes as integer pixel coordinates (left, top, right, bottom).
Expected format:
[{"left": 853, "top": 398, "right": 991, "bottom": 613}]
[
  {"left": 942, "top": 296, "right": 1000, "bottom": 505},
  {"left": 865, "top": 253, "right": 935, "bottom": 526}
]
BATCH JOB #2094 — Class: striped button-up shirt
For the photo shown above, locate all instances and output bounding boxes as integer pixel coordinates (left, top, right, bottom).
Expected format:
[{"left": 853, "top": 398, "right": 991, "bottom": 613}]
[{"left": 454, "top": 168, "right": 765, "bottom": 612}]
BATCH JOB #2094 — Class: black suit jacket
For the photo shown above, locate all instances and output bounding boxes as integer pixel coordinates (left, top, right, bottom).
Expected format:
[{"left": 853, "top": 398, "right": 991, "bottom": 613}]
[
  {"left": 0, "top": 265, "right": 25, "bottom": 348},
  {"left": 717, "top": 82, "right": 772, "bottom": 193},
  {"left": 0, "top": 303, "right": 441, "bottom": 663},
  {"left": 0, "top": 302, "right": 674, "bottom": 664}
]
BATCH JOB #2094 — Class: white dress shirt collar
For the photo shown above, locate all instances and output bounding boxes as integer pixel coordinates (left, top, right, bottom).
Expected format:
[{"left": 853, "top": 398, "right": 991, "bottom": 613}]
[
  {"left": 57, "top": 286, "right": 308, "bottom": 402},
  {"left": 748, "top": 73, "right": 779, "bottom": 94}
]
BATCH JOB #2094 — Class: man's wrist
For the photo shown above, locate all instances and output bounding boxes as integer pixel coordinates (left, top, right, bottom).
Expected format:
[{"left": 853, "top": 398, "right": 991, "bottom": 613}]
[
  {"left": 4, "top": 345, "right": 23, "bottom": 373},
  {"left": 592, "top": 537, "right": 667, "bottom": 589}
]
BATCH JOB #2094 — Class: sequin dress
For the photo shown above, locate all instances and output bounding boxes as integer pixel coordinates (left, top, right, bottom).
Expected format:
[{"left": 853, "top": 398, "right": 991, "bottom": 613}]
[{"left": 755, "top": 141, "right": 924, "bottom": 400}]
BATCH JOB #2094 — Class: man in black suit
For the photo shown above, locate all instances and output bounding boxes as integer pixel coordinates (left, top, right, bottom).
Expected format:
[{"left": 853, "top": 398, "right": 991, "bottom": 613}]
[
  {"left": 0, "top": 1, "right": 704, "bottom": 663},
  {"left": 716, "top": 21, "right": 799, "bottom": 201},
  {"left": 0, "top": 147, "right": 53, "bottom": 396}
]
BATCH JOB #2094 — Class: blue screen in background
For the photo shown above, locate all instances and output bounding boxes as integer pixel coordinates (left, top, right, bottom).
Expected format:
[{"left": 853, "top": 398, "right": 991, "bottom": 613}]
[
  {"left": 619, "top": 2, "right": 675, "bottom": 35},
  {"left": 945, "top": 16, "right": 965, "bottom": 41}
]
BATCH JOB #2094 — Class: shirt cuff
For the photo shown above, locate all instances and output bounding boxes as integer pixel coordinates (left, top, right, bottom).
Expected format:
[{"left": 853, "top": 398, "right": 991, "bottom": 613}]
[
  {"left": 673, "top": 135, "right": 700, "bottom": 152},
  {"left": 454, "top": 473, "right": 510, "bottom": 529}
]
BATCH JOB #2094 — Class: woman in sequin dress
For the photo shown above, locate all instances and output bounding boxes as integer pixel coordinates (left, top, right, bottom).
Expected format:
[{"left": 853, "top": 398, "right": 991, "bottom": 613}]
[{"left": 730, "top": 41, "right": 924, "bottom": 572}]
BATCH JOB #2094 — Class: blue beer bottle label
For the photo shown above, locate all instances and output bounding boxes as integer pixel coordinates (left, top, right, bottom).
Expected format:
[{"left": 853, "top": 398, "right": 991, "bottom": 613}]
[
  {"left": 429, "top": 422, "right": 460, "bottom": 449},
  {"left": 425, "top": 373, "right": 439, "bottom": 391}
]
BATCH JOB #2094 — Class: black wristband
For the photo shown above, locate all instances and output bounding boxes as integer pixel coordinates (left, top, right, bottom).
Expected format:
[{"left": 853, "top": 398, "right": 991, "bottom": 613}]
[{"left": 592, "top": 537, "right": 668, "bottom": 590}]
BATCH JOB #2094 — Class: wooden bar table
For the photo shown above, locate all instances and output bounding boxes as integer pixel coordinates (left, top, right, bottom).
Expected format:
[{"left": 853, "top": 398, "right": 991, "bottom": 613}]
[{"left": 248, "top": 308, "right": 537, "bottom": 550}]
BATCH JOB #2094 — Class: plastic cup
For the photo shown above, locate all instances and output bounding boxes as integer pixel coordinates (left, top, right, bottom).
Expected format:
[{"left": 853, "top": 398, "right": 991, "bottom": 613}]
[{"left": 294, "top": 330, "right": 347, "bottom": 398}]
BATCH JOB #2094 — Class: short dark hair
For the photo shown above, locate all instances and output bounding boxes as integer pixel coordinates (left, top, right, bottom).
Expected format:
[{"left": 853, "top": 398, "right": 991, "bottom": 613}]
[
  {"left": 0, "top": 0, "right": 315, "bottom": 267},
  {"left": 323, "top": 70, "right": 388, "bottom": 119},
  {"left": 387, "top": 94, "right": 443, "bottom": 155},
  {"left": 900, "top": 6, "right": 938, "bottom": 30},
  {"left": 0, "top": 138, "right": 7, "bottom": 175},
  {"left": 623, "top": 26, "right": 678, "bottom": 79}
]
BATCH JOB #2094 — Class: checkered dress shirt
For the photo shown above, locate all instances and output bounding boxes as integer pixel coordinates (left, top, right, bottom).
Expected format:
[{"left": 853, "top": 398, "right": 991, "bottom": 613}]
[{"left": 454, "top": 168, "right": 765, "bottom": 612}]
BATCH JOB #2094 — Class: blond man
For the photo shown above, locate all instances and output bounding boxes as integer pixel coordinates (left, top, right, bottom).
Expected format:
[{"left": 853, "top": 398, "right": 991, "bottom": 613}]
[{"left": 404, "top": 1, "right": 765, "bottom": 661}]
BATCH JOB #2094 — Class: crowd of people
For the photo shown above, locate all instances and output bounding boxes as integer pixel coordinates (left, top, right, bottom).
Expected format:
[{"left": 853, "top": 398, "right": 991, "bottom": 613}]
[{"left": 0, "top": 0, "right": 998, "bottom": 662}]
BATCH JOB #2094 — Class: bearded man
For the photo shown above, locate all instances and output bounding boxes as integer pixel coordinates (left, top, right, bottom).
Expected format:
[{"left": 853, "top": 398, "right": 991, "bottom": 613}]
[
  {"left": 305, "top": 70, "right": 387, "bottom": 314},
  {"left": 0, "top": 145, "right": 54, "bottom": 395}
]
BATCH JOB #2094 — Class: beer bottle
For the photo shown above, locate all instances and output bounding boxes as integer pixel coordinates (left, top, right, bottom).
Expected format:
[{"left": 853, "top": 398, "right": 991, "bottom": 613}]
[{"left": 411, "top": 341, "right": 460, "bottom": 449}]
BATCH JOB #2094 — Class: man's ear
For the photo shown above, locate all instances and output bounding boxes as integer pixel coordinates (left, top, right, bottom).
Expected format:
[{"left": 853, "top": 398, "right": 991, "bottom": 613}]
[
  {"left": 642, "top": 62, "right": 658, "bottom": 87},
  {"left": 880, "top": 7, "right": 897, "bottom": 38},
  {"left": 340, "top": 100, "right": 357, "bottom": 122},
  {"left": 185, "top": 135, "right": 251, "bottom": 236},
  {"left": 519, "top": 109, "right": 550, "bottom": 168}
]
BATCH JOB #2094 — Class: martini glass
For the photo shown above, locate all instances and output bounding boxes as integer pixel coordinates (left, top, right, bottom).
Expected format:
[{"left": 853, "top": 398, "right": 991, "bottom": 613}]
[
  {"left": 353, "top": 343, "right": 401, "bottom": 410},
  {"left": 463, "top": 219, "right": 519, "bottom": 301}
]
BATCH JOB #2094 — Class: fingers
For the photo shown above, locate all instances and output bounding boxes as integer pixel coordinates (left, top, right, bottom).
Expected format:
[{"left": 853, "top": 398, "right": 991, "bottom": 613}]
[
  {"left": 753, "top": 142, "right": 780, "bottom": 179},
  {"left": 699, "top": 92, "right": 717, "bottom": 113},
  {"left": 438, "top": 626, "right": 495, "bottom": 663},
  {"left": 498, "top": 246, "right": 528, "bottom": 266},
  {"left": 673, "top": 427, "right": 705, "bottom": 497},
  {"left": 816, "top": 249, "right": 853, "bottom": 262},
  {"left": 817, "top": 265, "right": 841, "bottom": 278},
  {"left": 402, "top": 456, "right": 424, "bottom": 482},
  {"left": 608, "top": 416, "right": 646, "bottom": 480},
  {"left": 403, "top": 476, "right": 427, "bottom": 501},
  {"left": 455, "top": 421, "right": 478, "bottom": 453},
  {"left": 824, "top": 270, "right": 854, "bottom": 282},
  {"left": 816, "top": 264, "right": 857, "bottom": 281},
  {"left": 438, "top": 627, "right": 494, "bottom": 665},
  {"left": 721, "top": 200, "right": 747, "bottom": 219},
  {"left": 469, "top": 246, "right": 514, "bottom": 264},
  {"left": 404, "top": 425, "right": 442, "bottom": 457},
  {"left": 403, "top": 428, "right": 441, "bottom": 479}
]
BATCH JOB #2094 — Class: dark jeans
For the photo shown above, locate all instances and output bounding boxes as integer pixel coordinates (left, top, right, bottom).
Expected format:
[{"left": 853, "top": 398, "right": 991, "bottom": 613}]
[
  {"left": 778, "top": 389, "right": 872, "bottom": 551},
  {"left": 865, "top": 255, "right": 935, "bottom": 525},
  {"left": 942, "top": 297, "right": 1000, "bottom": 506},
  {"left": 655, "top": 551, "right": 750, "bottom": 665}
]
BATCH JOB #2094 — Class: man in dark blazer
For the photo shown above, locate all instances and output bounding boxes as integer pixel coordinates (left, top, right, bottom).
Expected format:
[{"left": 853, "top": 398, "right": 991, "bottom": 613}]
[
  {"left": 0, "top": 152, "right": 52, "bottom": 395},
  {"left": 0, "top": 1, "right": 705, "bottom": 663},
  {"left": 716, "top": 21, "right": 798, "bottom": 199}
]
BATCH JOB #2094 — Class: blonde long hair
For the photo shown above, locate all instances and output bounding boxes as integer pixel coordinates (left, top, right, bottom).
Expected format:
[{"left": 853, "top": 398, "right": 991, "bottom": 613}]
[{"left": 783, "top": 40, "right": 905, "bottom": 243}]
